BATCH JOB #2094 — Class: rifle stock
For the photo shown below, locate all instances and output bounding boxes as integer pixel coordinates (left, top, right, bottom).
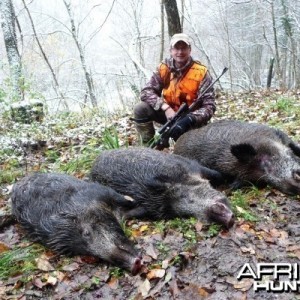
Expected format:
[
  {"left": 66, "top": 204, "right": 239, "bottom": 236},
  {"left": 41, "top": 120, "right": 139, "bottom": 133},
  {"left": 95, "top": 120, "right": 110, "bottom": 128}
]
[{"left": 150, "top": 67, "right": 228, "bottom": 150}]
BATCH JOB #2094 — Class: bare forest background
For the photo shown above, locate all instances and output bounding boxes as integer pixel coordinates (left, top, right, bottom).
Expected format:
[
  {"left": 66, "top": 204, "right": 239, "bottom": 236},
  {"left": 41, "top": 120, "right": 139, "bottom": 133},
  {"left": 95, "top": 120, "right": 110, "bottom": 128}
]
[{"left": 0, "top": 0, "right": 300, "bottom": 114}]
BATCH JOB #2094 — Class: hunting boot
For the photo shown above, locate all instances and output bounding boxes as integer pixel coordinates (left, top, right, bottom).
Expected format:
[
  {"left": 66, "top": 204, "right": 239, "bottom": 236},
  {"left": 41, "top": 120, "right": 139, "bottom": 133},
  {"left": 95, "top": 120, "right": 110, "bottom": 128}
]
[{"left": 135, "top": 121, "right": 155, "bottom": 145}]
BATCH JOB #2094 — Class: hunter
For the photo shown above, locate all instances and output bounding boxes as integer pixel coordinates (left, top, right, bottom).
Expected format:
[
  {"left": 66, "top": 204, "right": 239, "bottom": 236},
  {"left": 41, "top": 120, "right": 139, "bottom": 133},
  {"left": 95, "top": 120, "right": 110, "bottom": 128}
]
[{"left": 133, "top": 33, "right": 216, "bottom": 145}]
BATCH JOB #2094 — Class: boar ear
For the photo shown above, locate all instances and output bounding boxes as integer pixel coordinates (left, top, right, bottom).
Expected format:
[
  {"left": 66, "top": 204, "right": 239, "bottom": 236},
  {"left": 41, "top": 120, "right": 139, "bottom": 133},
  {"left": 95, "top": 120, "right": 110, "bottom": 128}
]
[
  {"left": 289, "top": 142, "right": 300, "bottom": 158},
  {"left": 231, "top": 143, "right": 257, "bottom": 163}
]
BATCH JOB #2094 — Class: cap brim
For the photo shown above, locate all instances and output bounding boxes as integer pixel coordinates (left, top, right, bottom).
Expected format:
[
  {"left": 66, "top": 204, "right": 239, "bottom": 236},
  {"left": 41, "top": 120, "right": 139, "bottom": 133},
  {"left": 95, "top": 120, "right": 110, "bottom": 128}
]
[{"left": 171, "top": 39, "right": 190, "bottom": 47}]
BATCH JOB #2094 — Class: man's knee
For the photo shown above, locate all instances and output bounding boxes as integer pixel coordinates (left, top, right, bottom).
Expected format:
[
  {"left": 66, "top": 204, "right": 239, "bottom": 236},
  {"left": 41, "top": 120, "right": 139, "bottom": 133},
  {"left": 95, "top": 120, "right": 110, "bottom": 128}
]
[
  {"left": 133, "top": 102, "right": 155, "bottom": 144},
  {"left": 133, "top": 102, "right": 153, "bottom": 119}
]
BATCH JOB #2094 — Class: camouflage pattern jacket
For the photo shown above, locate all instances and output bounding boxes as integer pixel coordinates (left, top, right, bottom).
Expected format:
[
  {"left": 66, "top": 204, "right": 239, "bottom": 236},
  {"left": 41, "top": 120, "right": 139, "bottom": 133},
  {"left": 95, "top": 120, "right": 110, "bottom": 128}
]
[{"left": 140, "top": 57, "right": 216, "bottom": 126}]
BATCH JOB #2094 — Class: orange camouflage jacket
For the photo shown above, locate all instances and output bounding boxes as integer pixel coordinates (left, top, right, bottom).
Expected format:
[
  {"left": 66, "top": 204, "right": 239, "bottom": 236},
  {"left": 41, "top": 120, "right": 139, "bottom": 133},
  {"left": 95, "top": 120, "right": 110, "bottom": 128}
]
[{"left": 140, "top": 57, "right": 216, "bottom": 126}]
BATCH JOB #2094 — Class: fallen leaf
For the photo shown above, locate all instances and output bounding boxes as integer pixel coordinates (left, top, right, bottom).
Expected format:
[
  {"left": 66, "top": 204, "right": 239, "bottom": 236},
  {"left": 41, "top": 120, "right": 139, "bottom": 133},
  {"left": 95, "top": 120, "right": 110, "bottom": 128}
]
[
  {"left": 47, "top": 276, "right": 58, "bottom": 286},
  {"left": 294, "top": 251, "right": 300, "bottom": 259},
  {"left": 234, "top": 279, "right": 253, "bottom": 291},
  {"left": 33, "top": 278, "right": 44, "bottom": 289},
  {"left": 62, "top": 262, "right": 79, "bottom": 272},
  {"left": 239, "top": 223, "right": 256, "bottom": 234},
  {"left": 198, "top": 287, "right": 209, "bottom": 297},
  {"left": 195, "top": 221, "right": 203, "bottom": 232},
  {"left": 259, "top": 231, "right": 276, "bottom": 244},
  {"left": 148, "top": 271, "right": 173, "bottom": 298},
  {"left": 140, "top": 225, "right": 149, "bottom": 232},
  {"left": 164, "top": 271, "right": 172, "bottom": 283},
  {"left": 54, "top": 271, "right": 66, "bottom": 281},
  {"left": 146, "top": 268, "right": 165, "bottom": 280},
  {"left": 161, "top": 259, "right": 169, "bottom": 269},
  {"left": 141, "top": 255, "right": 153, "bottom": 263},
  {"left": 138, "top": 278, "right": 151, "bottom": 297},
  {"left": 226, "top": 276, "right": 237, "bottom": 285},
  {"left": 107, "top": 277, "right": 119, "bottom": 289},
  {"left": 240, "top": 246, "right": 255, "bottom": 255},
  {"left": 145, "top": 243, "right": 158, "bottom": 259},
  {"left": 287, "top": 245, "right": 300, "bottom": 252},
  {"left": 0, "top": 242, "right": 10, "bottom": 254},
  {"left": 35, "top": 256, "right": 55, "bottom": 271},
  {"left": 169, "top": 278, "right": 179, "bottom": 298},
  {"left": 0, "top": 287, "right": 7, "bottom": 297},
  {"left": 80, "top": 256, "right": 98, "bottom": 264},
  {"left": 131, "top": 229, "right": 142, "bottom": 238},
  {"left": 269, "top": 228, "right": 281, "bottom": 238}
]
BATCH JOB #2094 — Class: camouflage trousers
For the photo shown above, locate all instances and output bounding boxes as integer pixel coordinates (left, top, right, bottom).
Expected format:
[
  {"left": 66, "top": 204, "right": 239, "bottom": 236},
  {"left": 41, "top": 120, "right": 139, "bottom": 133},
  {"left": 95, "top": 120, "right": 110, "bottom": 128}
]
[{"left": 133, "top": 102, "right": 167, "bottom": 144}]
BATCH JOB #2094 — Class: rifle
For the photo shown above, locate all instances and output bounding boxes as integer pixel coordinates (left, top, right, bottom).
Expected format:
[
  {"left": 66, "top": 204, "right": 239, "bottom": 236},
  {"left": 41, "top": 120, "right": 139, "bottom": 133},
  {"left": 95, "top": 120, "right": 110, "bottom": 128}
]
[{"left": 150, "top": 67, "right": 228, "bottom": 150}]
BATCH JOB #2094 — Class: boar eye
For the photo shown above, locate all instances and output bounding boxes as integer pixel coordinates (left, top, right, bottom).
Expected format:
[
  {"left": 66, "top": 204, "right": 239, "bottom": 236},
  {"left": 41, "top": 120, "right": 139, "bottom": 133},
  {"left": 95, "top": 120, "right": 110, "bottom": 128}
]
[
  {"left": 82, "top": 229, "right": 90, "bottom": 237},
  {"left": 293, "top": 170, "right": 300, "bottom": 181}
]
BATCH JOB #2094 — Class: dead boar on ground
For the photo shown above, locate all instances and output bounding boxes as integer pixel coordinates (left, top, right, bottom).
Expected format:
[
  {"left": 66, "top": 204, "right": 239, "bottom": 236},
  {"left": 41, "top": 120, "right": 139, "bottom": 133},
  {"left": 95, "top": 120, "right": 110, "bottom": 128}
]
[
  {"left": 90, "top": 147, "right": 234, "bottom": 228},
  {"left": 11, "top": 172, "right": 142, "bottom": 275},
  {"left": 174, "top": 119, "right": 300, "bottom": 195}
]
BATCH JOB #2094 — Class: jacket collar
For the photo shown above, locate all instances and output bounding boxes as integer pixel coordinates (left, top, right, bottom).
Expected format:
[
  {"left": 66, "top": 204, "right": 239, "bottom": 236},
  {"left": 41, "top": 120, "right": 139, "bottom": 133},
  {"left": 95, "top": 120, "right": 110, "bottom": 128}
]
[{"left": 167, "top": 57, "right": 193, "bottom": 77}]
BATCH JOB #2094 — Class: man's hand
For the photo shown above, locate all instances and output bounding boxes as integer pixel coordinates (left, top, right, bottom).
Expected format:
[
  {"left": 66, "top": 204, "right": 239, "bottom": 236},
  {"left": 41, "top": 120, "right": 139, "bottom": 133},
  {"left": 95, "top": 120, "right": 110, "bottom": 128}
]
[
  {"left": 168, "top": 115, "right": 196, "bottom": 141},
  {"left": 161, "top": 103, "right": 176, "bottom": 120},
  {"left": 165, "top": 107, "right": 176, "bottom": 120}
]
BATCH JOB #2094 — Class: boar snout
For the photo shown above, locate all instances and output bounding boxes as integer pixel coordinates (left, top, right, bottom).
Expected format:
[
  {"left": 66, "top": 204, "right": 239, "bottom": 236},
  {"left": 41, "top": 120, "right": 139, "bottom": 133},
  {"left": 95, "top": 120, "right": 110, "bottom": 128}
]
[{"left": 207, "top": 199, "right": 235, "bottom": 229}]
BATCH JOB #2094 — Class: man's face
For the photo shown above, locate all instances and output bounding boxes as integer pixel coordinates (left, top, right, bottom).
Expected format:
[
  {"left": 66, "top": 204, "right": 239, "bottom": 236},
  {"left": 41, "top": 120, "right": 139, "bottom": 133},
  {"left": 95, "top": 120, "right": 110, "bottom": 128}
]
[{"left": 170, "top": 41, "right": 191, "bottom": 66}]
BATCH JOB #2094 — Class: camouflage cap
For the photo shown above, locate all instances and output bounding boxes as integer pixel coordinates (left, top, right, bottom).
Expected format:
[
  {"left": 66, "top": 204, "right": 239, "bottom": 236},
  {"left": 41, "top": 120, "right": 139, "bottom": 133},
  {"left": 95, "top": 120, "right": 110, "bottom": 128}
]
[{"left": 170, "top": 33, "right": 191, "bottom": 47}]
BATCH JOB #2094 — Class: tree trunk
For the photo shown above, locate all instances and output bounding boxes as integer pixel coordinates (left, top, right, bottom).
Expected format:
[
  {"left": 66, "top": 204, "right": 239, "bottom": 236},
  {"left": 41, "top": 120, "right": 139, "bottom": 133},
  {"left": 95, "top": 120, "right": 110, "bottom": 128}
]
[
  {"left": 267, "top": 57, "right": 275, "bottom": 89},
  {"left": 0, "top": 0, "right": 23, "bottom": 102},
  {"left": 270, "top": 1, "right": 285, "bottom": 90},
  {"left": 63, "top": 0, "right": 97, "bottom": 108},
  {"left": 181, "top": 0, "right": 184, "bottom": 30},
  {"left": 21, "top": 0, "right": 69, "bottom": 110},
  {"left": 160, "top": 0, "right": 165, "bottom": 61},
  {"left": 163, "top": 0, "right": 182, "bottom": 37},
  {"left": 280, "top": 0, "right": 299, "bottom": 88}
]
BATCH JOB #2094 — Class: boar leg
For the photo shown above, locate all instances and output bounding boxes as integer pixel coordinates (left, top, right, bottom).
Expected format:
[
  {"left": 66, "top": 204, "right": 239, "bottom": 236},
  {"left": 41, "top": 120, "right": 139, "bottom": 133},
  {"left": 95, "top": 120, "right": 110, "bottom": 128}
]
[
  {"left": 229, "top": 179, "right": 247, "bottom": 190},
  {"left": 123, "top": 206, "right": 148, "bottom": 219},
  {"left": 199, "top": 167, "right": 226, "bottom": 187},
  {"left": 111, "top": 194, "right": 137, "bottom": 209}
]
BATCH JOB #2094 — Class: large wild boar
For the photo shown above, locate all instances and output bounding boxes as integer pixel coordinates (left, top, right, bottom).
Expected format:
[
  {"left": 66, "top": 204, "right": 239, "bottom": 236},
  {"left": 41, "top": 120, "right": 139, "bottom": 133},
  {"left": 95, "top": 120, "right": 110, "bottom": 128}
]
[
  {"left": 174, "top": 119, "right": 300, "bottom": 195},
  {"left": 11, "top": 173, "right": 142, "bottom": 275},
  {"left": 90, "top": 148, "right": 234, "bottom": 228}
]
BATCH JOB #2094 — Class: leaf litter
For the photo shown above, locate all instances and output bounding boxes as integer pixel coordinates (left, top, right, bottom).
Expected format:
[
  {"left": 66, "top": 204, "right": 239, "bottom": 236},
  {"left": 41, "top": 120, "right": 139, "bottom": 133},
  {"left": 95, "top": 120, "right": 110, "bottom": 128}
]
[{"left": 1, "top": 90, "right": 300, "bottom": 299}]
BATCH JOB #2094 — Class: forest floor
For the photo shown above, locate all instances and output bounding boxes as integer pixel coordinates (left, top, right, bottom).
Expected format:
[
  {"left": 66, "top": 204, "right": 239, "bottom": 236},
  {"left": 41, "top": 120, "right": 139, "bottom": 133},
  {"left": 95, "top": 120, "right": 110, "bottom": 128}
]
[{"left": 1, "top": 90, "right": 300, "bottom": 300}]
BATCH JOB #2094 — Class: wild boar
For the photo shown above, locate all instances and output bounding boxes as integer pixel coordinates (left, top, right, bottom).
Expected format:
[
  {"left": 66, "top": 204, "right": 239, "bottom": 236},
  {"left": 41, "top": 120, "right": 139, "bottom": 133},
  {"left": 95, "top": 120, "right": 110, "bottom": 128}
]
[
  {"left": 11, "top": 172, "right": 142, "bottom": 275},
  {"left": 90, "top": 148, "right": 234, "bottom": 228},
  {"left": 174, "top": 119, "right": 300, "bottom": 195}
]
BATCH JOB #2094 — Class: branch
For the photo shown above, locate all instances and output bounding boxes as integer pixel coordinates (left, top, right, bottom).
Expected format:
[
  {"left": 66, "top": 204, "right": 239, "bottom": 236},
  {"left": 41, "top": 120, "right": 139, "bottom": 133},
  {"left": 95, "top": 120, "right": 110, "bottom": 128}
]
[
  {"left": 21, "top": 0, "right": 68, "bottom": 109},
  {"left": 110, "top": 36, "right": 152, "bottom": 79},
  {"left": 85, "top": 0, "right": 116, "bottom": 46}
]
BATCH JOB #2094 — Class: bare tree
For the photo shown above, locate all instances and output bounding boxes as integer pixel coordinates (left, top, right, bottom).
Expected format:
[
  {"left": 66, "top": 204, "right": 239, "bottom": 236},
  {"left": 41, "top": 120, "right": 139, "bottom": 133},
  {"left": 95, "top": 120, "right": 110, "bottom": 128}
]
[
  {"left": 280, "top": 0, "right": 299, "bottom": 88},
  {"left": 21, "top": 0, "right": 69, "bottom": 109},
  {"left": 183, "top": 4, "right": 218, "bottom": 79},
  {"left": 217, "top": 0, "right": 233, "bottom": 90},
  {"left": 160, "top": 0, "right": 165, "bottom": 61},
  {"left": 0, "top": 0, "right": 23, "bottom": 102},
  {"left": 63, "top": 0, "right": 97, "bottom": 107},
  {"left": 180, "top": 0, "right": 185, "bottom": 29},
  {"left": 270, "top": 0, "right": 285, "bottom": 89},
  {"left": 163, "top": 0, "right": 182, "bottom": 37}
]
